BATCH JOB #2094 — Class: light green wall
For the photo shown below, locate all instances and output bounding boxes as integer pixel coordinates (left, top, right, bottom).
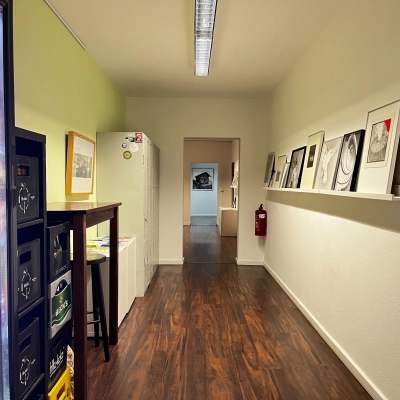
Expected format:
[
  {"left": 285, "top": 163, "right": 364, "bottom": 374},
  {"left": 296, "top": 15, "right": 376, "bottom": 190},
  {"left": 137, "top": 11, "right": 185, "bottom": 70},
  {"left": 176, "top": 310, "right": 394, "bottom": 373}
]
[{"left": 13, "top": 0, "right": 126, "bottom": 204}]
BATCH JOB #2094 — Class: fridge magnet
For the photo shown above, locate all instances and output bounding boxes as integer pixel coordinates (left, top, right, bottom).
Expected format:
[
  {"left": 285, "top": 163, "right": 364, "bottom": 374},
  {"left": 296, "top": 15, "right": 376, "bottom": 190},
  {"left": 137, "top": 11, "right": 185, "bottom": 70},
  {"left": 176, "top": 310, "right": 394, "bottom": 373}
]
[
  {"left": 334, "top": 130, "right": 365, "bottom": 191},
  {"left": 314, "top": 137, "right": 343, "bottom": 190},
  {"left": 272, "top": 155, "right": 287, "bottom": 188},
  {"left": 286, "top": 146, "right": 306, "bottom": 188},
  {"left": 135, "top": 132, "right": 143, "bottom": 143},
  {"left": 123, "top": 151, "right": 132, "bottom": 160},
  {"left": 357, "top": 100, "right": 400, "bottom": 193},
  {"left": 192, "top": 168, "right": 214, "bottom": 190},
  {"left": 125, "top": 134, "right": 135, "bottom": 142},
  {"left": 130, "top": 143, "right": 139, "bottom": 152},
  {"left": 121, "top": 143, "right": 127, "bottom": 148},
  {"left": 300, "top": 130, "right": 325, "bottom": 189},
  {"left": 263, "top": 152, "right": 275, "bottom": 187},
  {"left": 66, "top": 131, "right": 95, "bottom": 196}
]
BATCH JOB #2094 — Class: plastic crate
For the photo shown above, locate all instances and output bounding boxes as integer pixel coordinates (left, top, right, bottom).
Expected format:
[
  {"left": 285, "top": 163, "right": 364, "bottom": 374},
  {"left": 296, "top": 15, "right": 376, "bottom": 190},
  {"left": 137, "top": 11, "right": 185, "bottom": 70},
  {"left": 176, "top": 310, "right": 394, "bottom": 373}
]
[
  {"left": 48, "top": 367, "right": 71, "bottom": 400},
  {"left": 49, "top": 270, "right": 72, "bottom": 339},
  {"left": 17, "top": 239, "right": 41, "bottom": 311},
  {"left": 17, "top": 317, "right": 40, "bottom": 398},
  {"left": 48, "top": 325, "right": 69, "bottom": 390},
  {"left": 47, "top": 222, "right": 70, "bottom": 282},
  {"left": 16, "top": 155, "right": 39, "bottom": 222}
]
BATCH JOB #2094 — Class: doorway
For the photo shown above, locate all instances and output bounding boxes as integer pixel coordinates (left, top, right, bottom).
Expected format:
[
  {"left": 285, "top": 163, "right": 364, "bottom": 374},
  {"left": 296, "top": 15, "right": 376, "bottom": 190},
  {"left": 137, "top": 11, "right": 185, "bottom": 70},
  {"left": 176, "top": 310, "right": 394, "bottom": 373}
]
[{"left": 183, "top": 138, "right": 240, "bottom": 264}]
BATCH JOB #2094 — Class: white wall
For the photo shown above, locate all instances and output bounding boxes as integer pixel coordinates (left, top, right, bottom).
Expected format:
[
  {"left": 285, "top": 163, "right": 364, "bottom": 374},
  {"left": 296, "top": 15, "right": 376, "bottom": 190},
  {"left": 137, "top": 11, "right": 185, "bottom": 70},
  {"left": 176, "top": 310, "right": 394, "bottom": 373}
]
[
  {"left": 265, "top": 0, "right": 400, "bottom": 399},
  {"left": 190, "top": 162, "right": 218, "bottom": 217},
  {"left": 126, "top": 98, "right": 269, "bottom": 265}
]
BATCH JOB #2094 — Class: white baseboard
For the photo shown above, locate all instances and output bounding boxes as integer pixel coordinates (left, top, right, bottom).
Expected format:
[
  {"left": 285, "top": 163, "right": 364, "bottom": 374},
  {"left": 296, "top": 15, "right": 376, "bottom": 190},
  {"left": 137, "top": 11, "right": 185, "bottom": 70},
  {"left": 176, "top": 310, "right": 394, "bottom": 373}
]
[
  {"left": 262, "top": 261, "right": 386, "bottom": 400},
  {"left": 159, "top": 259, "right": 184, "bottom": 265},
  {"left": 236, "top": 259, "right": 263, "bottom": 266}
]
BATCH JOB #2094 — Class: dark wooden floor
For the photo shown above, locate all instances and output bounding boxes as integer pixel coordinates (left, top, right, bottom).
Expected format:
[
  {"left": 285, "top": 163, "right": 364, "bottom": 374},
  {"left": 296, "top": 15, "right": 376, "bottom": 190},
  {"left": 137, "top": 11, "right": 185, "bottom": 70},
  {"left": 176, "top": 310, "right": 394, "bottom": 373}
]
[
  {"left": 183, "top": 225, "right": 237, "bottom": 264},
  {"left": 87, "top": 226, "right": 372, "bottom": 400}
]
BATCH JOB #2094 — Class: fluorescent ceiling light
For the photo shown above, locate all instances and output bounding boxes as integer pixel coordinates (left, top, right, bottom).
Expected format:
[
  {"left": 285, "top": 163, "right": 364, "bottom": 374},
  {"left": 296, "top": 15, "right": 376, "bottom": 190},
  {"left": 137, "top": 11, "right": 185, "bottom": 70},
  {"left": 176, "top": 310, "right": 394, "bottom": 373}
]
[{"left": 194, "top": 0, "right": 217, "bottom": 76}]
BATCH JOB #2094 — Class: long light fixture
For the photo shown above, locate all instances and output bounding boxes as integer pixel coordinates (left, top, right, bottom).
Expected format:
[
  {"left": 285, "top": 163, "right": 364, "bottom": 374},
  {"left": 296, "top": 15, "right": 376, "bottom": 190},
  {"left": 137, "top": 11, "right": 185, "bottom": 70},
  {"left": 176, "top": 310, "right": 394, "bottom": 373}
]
[{"left": 195, "top": 0, "right": 218, "bottom": 76}]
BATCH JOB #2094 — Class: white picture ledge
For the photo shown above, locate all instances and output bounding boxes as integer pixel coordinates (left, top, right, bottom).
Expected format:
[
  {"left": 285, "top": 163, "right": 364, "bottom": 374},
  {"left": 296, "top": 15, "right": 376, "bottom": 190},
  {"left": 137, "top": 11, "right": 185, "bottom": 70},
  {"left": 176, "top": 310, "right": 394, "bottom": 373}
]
[{"left": 262, "top": 186, "right": 400, "bottom": 202}]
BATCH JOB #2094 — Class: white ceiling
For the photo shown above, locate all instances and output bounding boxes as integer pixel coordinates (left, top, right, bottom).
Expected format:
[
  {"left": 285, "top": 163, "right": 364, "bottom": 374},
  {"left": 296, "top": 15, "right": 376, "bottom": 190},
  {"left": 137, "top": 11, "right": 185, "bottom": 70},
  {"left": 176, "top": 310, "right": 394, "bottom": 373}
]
[{"left": 46, "top": 0, "right": 347, "bottom": 99}]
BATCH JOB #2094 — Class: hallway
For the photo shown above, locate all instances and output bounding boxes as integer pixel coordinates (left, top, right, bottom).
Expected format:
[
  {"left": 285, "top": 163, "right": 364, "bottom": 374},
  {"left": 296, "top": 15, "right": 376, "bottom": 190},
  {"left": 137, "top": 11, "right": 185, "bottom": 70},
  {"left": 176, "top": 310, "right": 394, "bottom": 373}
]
[{"left": 87, "top": 226, "right": 371, "bottom": 399}]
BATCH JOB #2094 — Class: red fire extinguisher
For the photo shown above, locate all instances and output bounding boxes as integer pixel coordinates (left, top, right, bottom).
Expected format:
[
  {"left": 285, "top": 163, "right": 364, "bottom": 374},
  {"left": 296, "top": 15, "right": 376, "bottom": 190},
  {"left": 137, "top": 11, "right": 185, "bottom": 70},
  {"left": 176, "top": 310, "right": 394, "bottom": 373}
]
[{"left": 255, "top": 204, "right": 267, "bottom": 236}]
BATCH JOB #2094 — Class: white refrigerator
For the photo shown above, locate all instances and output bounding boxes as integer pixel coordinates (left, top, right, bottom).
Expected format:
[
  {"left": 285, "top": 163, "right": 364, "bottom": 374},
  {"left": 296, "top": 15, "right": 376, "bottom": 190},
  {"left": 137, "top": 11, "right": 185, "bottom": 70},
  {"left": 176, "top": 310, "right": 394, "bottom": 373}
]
[{"left": 96, "top": 132, "right": 159, "bottom": 296}]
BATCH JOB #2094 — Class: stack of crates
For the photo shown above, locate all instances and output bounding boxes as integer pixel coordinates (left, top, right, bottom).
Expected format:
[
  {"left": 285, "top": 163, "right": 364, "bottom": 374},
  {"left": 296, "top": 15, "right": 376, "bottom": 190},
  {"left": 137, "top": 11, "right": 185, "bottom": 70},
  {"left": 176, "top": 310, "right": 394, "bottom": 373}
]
[{"left": 47, "top": 222, "right": 72, "bottom": 395}]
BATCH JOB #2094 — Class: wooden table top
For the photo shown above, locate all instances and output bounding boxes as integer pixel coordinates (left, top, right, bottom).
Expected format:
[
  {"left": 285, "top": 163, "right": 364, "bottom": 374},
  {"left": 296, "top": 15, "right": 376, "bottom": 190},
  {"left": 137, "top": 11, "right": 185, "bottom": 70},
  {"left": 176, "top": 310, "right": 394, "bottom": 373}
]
[{"left": 47, "top": 202, "right": 122, "bottom": 214}]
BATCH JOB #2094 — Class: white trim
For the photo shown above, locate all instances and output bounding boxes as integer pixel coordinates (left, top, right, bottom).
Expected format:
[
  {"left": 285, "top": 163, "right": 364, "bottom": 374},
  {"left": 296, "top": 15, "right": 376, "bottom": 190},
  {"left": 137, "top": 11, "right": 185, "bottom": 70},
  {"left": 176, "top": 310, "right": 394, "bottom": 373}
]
[
  {"left": 159, "top": 259, "right": 184, "bottom": 265},
  {"left": 262, "top": 261, "right": 387, "bottom": 400},
  {"left": 190, "top": 214, "right": 217, "bottom": 217},
  {"left": 44, "top": 0, "right": 86, "bottom": 49},
  {"left": 236, "top": 259, "right": 263, "bottom": 266}
]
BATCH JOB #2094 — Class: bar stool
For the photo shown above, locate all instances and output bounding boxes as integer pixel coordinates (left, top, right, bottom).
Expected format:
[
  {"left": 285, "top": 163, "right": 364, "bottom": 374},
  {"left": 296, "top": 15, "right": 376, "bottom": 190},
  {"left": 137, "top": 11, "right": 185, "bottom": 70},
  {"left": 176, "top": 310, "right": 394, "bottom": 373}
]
[{"left": 87, "top": 253, "right": 110, "bottom": 362}]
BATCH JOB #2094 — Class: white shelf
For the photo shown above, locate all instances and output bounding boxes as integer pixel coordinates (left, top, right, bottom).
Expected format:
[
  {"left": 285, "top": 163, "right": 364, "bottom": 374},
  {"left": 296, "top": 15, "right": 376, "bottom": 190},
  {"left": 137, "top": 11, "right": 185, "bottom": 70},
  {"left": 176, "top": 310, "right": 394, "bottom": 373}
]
[{"left": 263, "top": 186, "right": 400, "bottom": 201}]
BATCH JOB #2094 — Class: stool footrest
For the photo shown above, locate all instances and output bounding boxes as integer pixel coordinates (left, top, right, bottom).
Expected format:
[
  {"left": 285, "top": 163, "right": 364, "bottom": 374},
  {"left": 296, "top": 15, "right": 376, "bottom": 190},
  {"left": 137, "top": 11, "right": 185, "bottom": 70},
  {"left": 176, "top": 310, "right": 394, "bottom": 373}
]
[{"left": 87, "top": 320, "right": 101, "bottom": 325}]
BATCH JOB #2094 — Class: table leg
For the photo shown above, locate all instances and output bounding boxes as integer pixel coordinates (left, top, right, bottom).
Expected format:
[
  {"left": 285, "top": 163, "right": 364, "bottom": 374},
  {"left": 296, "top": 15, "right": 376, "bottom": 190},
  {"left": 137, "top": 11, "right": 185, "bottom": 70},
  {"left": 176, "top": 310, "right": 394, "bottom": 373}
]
[
  {"left": 109, "top": 206, "right": 119, "bottom": 345},
  {"left": 73, "top": 214, "right": 88, "bottom": 400}
]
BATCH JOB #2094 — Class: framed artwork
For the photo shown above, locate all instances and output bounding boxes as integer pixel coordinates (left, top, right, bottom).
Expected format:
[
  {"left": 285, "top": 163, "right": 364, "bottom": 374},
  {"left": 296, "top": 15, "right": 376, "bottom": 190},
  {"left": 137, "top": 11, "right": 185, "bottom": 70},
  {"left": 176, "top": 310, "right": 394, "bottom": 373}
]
[
  {"left": 300, "top": 130, "right": 325, "bottom": 189},
  {"left": 66, "top": 131, "right": 96, "bottom": 195},
  {"left": 357, "top": 100, "right": 400, "bottom": 194},
  {"left": 192, "top": 168, "right": 214, "bottom": 190},
  {"left": 313, "top": 136, "right": 343, "bottom": 190},
  {"left": 231, "top": 171, "right": 239, "bottom": 187},
  {"left": 334, "top": 130, "right": 365, "bottom": 191},
  {"left": 280, "top": 162, "right": 290, "bottom": 188},
  {"left": 263, "top": 152, "right": 275, "bottom": 187},
  {"left": 286, "top": 146, "right": 306, "bottom": 188},
  {"left": 272, "top": 155, "right": 287, "bottom": 188}
]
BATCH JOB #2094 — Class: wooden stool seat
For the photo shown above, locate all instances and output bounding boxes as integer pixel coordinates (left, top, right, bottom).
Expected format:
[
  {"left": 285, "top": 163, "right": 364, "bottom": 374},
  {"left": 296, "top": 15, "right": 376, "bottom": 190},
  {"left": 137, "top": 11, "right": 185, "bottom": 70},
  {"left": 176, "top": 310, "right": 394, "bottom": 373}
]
[
  {"left": 87, "top": 253, "right": 110, "bottom": 362},
  {"left": 86, "top": 253, "right": 106, "bottom": 265}
]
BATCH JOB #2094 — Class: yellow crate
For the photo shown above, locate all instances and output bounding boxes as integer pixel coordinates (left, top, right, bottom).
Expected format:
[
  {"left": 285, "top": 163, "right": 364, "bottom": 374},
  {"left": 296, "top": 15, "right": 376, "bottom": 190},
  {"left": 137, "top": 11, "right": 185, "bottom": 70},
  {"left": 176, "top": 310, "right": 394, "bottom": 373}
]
[{"left": 48, "top": 366, "right": 71, "bottom": 400}]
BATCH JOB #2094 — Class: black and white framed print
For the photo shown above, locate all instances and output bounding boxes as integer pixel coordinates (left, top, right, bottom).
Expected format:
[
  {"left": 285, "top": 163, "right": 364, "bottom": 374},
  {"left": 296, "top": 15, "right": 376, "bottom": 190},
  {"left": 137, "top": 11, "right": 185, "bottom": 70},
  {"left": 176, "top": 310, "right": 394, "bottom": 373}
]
[
  {"left": 300, "top": 130, "right": 324, "bottom": 189},
  {"left": 280, "top": 162, "right": 290, "bottom": 188},
  {"left": 357, "top": 100, "right": 400, "bottom": 194},
  {"left": 286, "top": 146, "right": 306, "bottom": 188},
  {"left": 334, "top": 130, "right": 365, "bottom": 191},
  {"left": 313, "top": 137, "right": 343, "bottom": 190},
  {"left": 263, "top": 152, "right": 275, "bottom": 187},
  {"left": 272, "top": 155, "right": 287, "bottom": 188},
  {"left": 192, "top": 168, "right": 214, "bottom": 190}
]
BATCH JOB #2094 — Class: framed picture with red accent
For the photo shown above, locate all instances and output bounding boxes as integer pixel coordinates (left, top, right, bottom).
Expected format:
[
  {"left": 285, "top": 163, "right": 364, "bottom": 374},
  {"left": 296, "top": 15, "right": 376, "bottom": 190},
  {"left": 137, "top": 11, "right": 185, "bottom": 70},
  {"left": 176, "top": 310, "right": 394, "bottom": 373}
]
[{"left": 357, "top": 100, "right": 400, "bottom": 194}]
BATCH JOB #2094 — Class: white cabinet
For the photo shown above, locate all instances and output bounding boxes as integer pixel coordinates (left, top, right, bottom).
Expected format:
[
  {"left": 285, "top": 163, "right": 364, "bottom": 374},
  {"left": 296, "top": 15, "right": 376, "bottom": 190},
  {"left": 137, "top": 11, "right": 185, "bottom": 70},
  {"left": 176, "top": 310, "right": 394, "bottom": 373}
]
[
  {"left": 96, "top": 132, "right": 160, "bottom": 296},
  {"left": 218, "top": 207, "right": 238, "bottom": 236},
  {"left": 87, "top": 238, "right": 136, "bottom": 336}
]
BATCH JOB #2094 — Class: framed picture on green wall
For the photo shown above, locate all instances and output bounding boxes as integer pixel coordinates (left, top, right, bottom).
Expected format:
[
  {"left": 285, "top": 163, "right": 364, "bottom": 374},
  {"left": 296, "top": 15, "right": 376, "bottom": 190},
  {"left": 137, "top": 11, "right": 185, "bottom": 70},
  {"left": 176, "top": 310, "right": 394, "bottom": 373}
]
[{"left": 66, "top": 131, "right": 96, "bottom": 195}]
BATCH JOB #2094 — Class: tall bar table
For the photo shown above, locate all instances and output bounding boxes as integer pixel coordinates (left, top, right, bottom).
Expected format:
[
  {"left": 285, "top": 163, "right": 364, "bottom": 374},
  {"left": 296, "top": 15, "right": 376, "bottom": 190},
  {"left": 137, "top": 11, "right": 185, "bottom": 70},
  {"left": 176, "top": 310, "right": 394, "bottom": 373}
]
[{"left": 47, "top": 202, "right": 121, "bottom": 400}]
